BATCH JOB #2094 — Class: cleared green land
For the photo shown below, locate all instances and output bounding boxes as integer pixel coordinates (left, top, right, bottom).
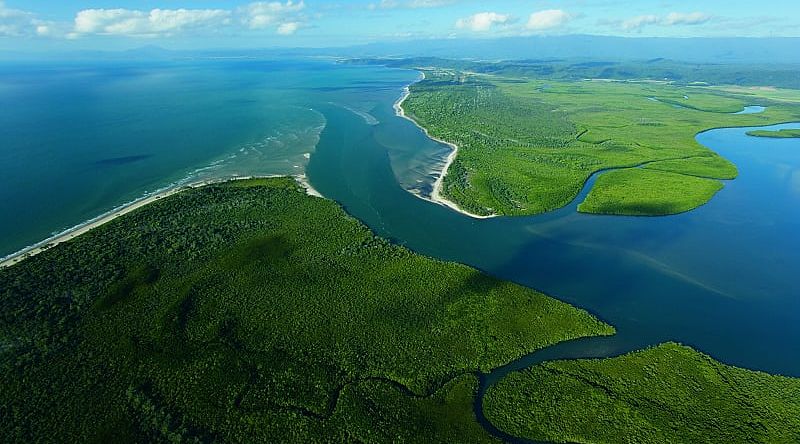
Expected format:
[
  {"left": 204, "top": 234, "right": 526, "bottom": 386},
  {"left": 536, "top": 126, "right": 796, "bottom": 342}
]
[
  {"left": 747, "top": 128, "right": 800, "bottom": 138},
  {"left": 578, "top": 169, "right": 724, "bottom": 216},
  {"left": 0, "top": 178, "right": 612, "bottom": 443},
  {"left": 401, "top": 68, "right": 800, "bottom": 216},
  {"left": 484, "top": 343, "right": 800, "bottom": 444}
]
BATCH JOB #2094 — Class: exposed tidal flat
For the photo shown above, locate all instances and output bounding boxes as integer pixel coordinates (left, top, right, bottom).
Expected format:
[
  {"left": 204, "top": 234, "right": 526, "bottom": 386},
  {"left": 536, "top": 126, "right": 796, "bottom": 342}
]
[{"left": 3, "top": 58, "right": 800, "bottom": 442}]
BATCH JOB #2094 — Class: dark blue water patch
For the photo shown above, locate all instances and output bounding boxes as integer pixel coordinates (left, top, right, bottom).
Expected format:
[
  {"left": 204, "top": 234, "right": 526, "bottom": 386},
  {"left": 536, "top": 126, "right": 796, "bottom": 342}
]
[{"left": 94, "top": 154, "right": 152, "bottom": 166}]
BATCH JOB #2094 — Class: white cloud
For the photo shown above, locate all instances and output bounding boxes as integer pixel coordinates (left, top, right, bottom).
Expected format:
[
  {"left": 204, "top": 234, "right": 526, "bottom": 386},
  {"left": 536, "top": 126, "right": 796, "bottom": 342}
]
[
  {"left": 455, "top": 12, "right": 510, "bottom": 32},
  {"left": 277, "top": 21, "right": 300, "bottom": 35},
  {"left": 622, "top": 11, "right": 711, "bottom": 31},
  {"left": 368, "top": 0, "right": 455, "bottom": 10},
  {"left": 73, "top": 8, "right": 231, "bottom": 37},
  {"left": 239, "top": 1, "right": 305, "bottom": 30},
  {"left": 526, "top": 9, "right": 572, "bottom": 31},
  {"left": 622, "top": 14, "right": 660, "bottom": 31},
  {"left": 664, "top": 12, "right": 711, "bottom": 26},
  {"left": 0, "top": 1, "right": 51, "bottom": 37},
  {"left": 409, "top": 0, "right": 455, "bottom": 7},
  {"left": 68, "top": 2, "right": 307, "bottom": 38}
]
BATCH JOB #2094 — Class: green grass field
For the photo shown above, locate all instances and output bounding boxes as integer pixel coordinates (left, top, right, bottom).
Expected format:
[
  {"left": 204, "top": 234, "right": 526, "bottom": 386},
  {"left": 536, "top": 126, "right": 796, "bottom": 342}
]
[
  {"left": 0, "top": 178, "right": 612, "bottom": 443},
  {"left": 402, "top": 68, "right": 800, "bottom": 216},
  {"left": 483, "top": 343, "right": 800, "bottom": 444},
  {"left": 578, "top": 169, "right": 724, "bottom": 216},
  {"left": 747, "top": 128, "right": 800, "bottom": 138}
]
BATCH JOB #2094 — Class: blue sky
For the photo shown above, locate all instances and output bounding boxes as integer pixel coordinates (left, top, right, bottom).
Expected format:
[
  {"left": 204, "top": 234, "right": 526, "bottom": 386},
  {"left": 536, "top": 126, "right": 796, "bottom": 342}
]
[{"left": 1, "top": 0, "right": 798, "bottom": 50}]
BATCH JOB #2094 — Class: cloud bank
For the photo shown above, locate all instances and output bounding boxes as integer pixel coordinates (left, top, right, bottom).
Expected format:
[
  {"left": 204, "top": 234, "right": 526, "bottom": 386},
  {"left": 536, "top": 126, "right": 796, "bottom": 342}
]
[
  {"left": 66, "top": 1, "right": 308, "bottom": 38},
  {"left": 0, "top": 1, "right": 53, "bottom": 37},
  {"left": 622, "top": 11, "right": 711, "bottom": 31},
  {"left": 73, "top": 9, "right": 232, "bottom": 37},
  {"left": 455, "top": 12, "right": 512, "bottom": 32},
  {"left": 527, "top": 9, "right": 573, "bottom": 31}
]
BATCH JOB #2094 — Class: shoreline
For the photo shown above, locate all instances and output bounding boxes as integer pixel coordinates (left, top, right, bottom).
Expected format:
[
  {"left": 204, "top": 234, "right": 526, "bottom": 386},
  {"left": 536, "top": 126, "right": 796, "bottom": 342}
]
[
  {"left": 0, "top": 174, "right": 320, "bottom": 269},
  {"left": 393, "top": 71, "right": 496, "bottom": 220}
]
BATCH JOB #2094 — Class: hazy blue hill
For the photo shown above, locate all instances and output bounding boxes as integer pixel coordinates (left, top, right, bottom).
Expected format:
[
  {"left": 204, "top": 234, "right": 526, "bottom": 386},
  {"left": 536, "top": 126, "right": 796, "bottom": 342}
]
[
  {"left": 347, "top": 56, "right": 800, "bottom": 89},
  {"left": 338, "top": 35, "right": 800, "bottom": 65},
  {"left": 4, "top": 36, "right": 800, "bottom": 66}
]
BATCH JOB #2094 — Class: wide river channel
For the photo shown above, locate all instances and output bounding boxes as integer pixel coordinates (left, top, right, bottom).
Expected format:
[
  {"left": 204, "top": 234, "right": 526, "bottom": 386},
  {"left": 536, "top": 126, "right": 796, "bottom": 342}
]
[{"left": 307, "top": 72, "right": 800, "bottom": 380}]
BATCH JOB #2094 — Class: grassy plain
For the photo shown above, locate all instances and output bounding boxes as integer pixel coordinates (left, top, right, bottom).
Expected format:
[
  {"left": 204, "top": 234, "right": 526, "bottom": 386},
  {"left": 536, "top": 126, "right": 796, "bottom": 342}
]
[
  {"left": 401, "top": 68, "right": 800, "bottom": 216},
  {"left": 483, "top": 343, "right": 800, "bottom": 444},
  {"left": 0, "top": 178, "right": 612, "bottom": 442},
  {"left": 747, "top": 128, "right": 800, "bottom": 138},
  {"left": 578, "top": 169, "right": 724, "bottom": 216}
]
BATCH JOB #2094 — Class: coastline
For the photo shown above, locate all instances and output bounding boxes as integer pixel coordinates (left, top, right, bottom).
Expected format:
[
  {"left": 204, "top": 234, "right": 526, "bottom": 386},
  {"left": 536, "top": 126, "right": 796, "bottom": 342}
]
[
  {"left": 0, "top": 174, "right": 321, "bottom": 269},
  {"left": 393, "top": 72, "right": 496, "bottom": 220}
]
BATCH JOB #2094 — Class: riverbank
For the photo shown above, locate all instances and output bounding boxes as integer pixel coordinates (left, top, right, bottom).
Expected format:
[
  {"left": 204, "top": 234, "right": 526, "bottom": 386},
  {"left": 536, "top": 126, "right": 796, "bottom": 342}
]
[
  {"left": 0, "top": 174, "right": 320, "bottom": 268},
  {"left": 0, "top": 175, "right": 612, "bottom": 443},
  {"left": 393, "top": 72, "right": 496, "bottom": 220}
]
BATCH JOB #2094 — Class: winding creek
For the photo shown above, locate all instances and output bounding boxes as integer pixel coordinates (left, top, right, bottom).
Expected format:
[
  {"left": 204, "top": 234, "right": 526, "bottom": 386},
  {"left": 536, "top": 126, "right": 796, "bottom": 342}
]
[{"left": 306, "top": 71, "right": 800, "bottom": 441}]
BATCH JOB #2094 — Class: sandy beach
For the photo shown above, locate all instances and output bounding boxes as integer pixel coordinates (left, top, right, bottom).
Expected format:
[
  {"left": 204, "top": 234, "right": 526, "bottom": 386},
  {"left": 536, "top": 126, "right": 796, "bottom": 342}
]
[
  {"left": 0, "top": 175, "right": 321, "bottom": 269},
  {"left": 393, "top": 72, "right": 496, "bottom": 220},
  {"left": 1, "top": 74, "right": 487, "bottom": 269}
]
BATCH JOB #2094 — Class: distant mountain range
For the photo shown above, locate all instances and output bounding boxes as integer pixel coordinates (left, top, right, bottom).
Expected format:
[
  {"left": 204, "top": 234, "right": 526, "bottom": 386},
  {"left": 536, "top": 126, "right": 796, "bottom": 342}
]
[
  {"left": 337, "top": 35, "right": 800, "bottom": 64},
  {"left": 2, "top": 35, "right": 799, "bottom": 65}
]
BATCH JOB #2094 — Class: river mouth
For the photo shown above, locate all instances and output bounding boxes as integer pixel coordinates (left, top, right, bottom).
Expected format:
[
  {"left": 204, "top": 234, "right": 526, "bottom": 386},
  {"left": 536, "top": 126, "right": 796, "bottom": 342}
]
[
  {"left": 308, "top": 92, "right": 800, "bottom": 437},
  {"left": 5, "top": 59, "right": 799, "bottom": 440},
  {"left": 308, "top": 74, "right": 800, "bottom": 382}
]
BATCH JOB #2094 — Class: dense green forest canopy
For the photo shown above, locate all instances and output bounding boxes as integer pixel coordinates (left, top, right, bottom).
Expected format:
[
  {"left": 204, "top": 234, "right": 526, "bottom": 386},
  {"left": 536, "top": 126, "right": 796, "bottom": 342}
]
[
  {"left": 577, "top": 168, "right": 724, "bottom": 216},
  {"left": 398, "top": 63, "right": 800, "bottom": 216},
  {"left": 484, "top": 343, "right": 800, "bottom": 443},
  {"left": 0, "top": 178, "right": 612, "bottom": 442}
]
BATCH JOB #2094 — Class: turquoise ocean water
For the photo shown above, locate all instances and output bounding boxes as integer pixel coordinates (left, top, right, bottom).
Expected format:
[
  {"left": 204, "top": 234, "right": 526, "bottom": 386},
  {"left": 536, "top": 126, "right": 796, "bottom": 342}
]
[{"left": 0, "top": 59, "right": 414, "bottom": 256}]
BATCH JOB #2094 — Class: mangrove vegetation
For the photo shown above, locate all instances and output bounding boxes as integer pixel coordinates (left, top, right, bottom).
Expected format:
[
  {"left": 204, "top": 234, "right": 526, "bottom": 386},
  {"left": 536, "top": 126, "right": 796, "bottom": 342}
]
[
  {"left": 578, "top": 169, "right": 724, "bottom": 216},
  {"left": 0, "top": 177, "right": 613, "bottom": 443},
  {"left": 400, "top": 65, "right": 800, "bottom": 216},
  {"left": 483, "top": 343, "right": 800, "bottom": 444}
]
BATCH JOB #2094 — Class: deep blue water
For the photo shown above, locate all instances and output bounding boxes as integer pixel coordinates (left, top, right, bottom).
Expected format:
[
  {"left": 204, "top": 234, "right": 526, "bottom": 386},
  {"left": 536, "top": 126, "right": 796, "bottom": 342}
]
[{"left": 2, "top": 59, "right": 799, "bottom": 380}]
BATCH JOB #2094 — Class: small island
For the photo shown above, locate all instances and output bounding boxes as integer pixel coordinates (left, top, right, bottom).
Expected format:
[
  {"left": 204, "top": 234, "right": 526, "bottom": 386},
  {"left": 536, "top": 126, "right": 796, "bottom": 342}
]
[{"left": 746, "top": 128, "right": 800, "bottom": 138}]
